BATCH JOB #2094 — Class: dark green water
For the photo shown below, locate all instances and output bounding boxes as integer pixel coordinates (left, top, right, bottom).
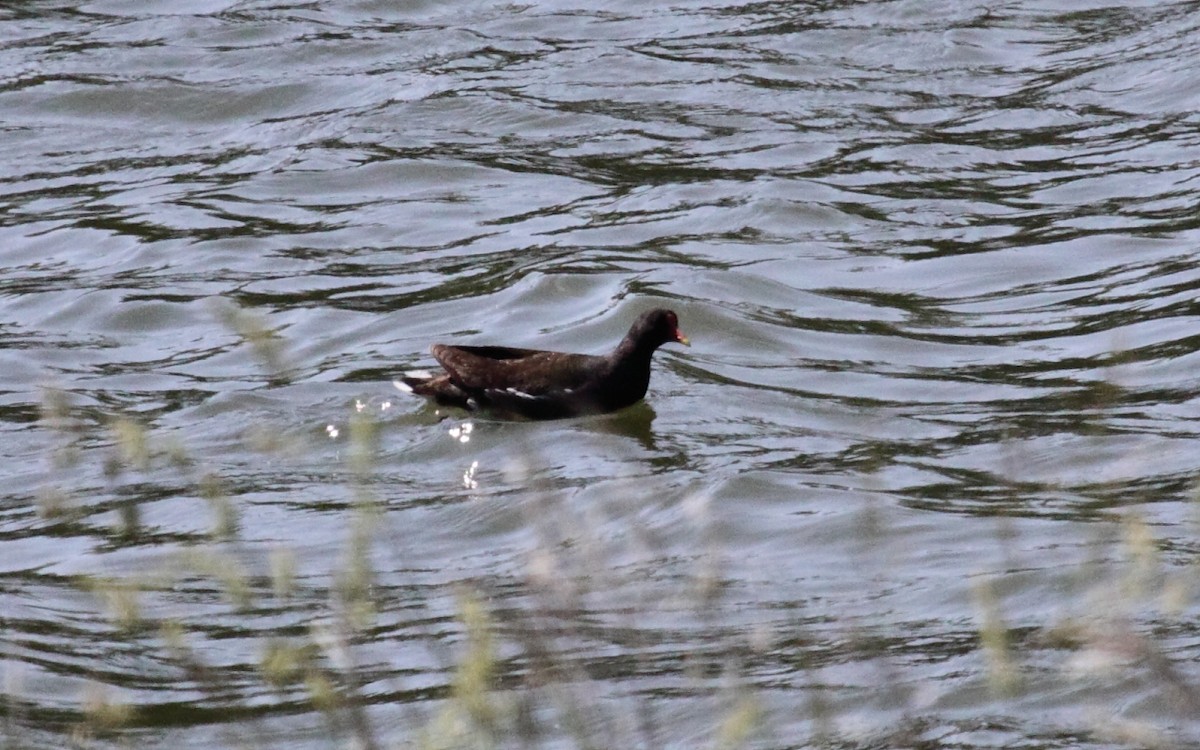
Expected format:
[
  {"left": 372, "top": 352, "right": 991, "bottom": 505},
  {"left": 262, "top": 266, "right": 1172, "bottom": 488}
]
[{"left": 5, "top": 1, "right": 1200, "bottom": 748}]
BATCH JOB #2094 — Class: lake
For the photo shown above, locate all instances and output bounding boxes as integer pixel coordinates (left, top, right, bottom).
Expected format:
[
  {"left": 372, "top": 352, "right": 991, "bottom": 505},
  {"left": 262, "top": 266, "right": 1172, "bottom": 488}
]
[{"left": 4, "top": 1, "right": 1200, "bottom": 748}]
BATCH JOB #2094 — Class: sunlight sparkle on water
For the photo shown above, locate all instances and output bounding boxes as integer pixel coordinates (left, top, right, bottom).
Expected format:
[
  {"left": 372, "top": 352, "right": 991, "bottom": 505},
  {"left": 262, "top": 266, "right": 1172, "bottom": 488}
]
[
  {"left": 447, "top": 421, "right": 473, "bottom": 443},
  {"left": 463, "top": 460, "right": 479, "bottom": 489}
]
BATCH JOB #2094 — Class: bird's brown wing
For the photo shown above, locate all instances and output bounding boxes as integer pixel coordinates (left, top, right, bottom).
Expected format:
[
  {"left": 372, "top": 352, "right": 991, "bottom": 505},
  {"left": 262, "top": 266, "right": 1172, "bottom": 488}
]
[{"left": 432, "top": 345, "right": 603, "bottom": 396}]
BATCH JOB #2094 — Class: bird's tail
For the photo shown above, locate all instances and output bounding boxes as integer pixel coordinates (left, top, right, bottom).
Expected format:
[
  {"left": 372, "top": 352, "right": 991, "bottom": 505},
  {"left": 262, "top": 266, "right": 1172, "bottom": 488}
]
[
  {"left": 394, "top": 371, "right": 475, "bottom": 409},
  {"left": 393, "top": 369, "right": 435, "bottom": 395}
]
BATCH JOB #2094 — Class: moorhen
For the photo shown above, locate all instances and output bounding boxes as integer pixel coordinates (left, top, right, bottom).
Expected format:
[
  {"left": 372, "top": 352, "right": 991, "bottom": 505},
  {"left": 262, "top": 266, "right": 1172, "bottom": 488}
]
[{"left": 395, "top": 308, "right": 690, "bottom": 420}]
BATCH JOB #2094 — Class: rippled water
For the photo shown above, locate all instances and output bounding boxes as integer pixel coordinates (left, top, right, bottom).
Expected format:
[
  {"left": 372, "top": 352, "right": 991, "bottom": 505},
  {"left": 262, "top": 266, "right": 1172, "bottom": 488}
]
[{"left": 6, "top": 1, "right": 1200, "bottom": 748}]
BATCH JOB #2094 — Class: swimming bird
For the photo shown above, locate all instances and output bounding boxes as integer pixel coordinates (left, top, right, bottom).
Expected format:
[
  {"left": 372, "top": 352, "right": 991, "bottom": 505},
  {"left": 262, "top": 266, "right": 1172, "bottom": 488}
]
[{"left": 395, "top": 308, "right": 689, "bottom": 420}]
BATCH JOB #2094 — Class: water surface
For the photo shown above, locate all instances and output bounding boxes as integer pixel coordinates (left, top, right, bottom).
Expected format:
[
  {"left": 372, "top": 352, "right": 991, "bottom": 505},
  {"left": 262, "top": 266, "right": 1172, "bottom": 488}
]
[{"left": 5, "top": 1, "right": 1200, "bottom": 748}]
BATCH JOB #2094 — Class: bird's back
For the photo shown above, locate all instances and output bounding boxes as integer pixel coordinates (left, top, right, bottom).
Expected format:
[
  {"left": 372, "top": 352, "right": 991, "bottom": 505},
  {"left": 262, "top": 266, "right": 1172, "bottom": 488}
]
[{"left": 432, "top": 344, "right": 605, "bottom": 395}]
